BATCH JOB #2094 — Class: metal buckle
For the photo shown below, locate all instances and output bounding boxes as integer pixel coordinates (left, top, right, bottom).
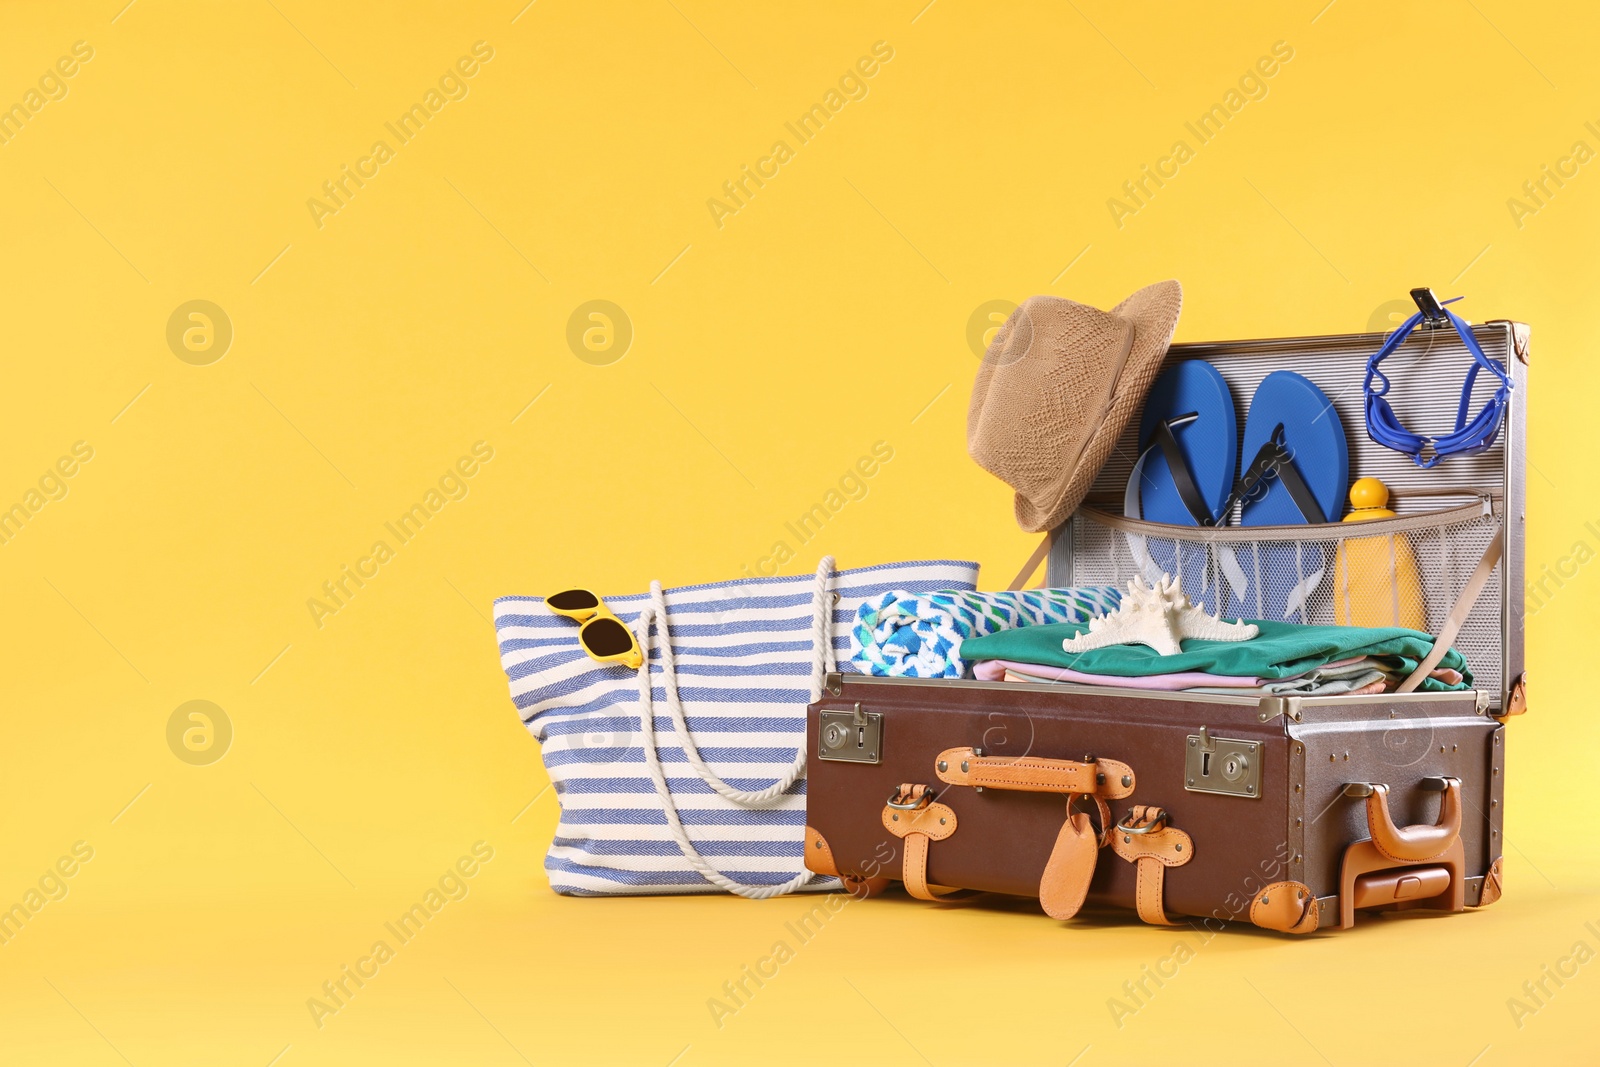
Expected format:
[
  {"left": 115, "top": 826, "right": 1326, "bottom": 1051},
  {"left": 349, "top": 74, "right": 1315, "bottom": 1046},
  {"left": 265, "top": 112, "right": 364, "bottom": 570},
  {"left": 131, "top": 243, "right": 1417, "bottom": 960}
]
[
  {"left": 1117, "top": 808, "right": 1168, "bottom": 835},
  {"left": 886, "top": 787, "right": 935, "bottom": 811}
]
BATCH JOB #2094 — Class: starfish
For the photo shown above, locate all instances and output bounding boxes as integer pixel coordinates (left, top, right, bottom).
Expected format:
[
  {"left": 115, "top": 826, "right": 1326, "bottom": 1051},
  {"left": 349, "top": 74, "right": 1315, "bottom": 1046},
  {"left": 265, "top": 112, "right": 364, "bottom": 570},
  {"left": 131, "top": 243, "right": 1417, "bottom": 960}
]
[{"left": 1061, "top": 575, "right": 1258, "bottom": 657}]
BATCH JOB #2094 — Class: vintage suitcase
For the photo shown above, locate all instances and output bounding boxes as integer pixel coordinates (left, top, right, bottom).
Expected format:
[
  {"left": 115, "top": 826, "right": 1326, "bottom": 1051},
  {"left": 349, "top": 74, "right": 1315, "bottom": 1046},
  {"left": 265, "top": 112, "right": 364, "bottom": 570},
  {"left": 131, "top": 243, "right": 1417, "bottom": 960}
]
[
  {"left": 804, "top": 674, "right": 1502, "bottom": 932},
  {"left": 804, "top": 311, "right": 1526, "bottom": 932}
]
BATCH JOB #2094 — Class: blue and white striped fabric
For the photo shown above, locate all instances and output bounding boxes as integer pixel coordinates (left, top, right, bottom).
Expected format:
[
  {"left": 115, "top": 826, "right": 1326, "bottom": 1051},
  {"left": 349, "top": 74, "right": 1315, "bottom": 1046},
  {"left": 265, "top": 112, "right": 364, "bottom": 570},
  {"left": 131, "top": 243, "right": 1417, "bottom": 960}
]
[
  {"left": 849, "top": 587, "right": 1123, "bottom": 678},
  {"left": 493, "top": 558, "right": 979, "bottom": 897}
]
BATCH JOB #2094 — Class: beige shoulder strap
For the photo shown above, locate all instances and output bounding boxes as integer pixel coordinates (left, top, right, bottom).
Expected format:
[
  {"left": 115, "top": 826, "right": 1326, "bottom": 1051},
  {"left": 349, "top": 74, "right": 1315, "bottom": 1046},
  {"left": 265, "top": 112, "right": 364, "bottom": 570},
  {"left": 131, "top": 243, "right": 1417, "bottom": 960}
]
[
  {"left": 1007, "top": 531, "right": 1056, "bottom": 591},
  {"left": 1395, "top": 535, "right": 1503, "bottom": 694}
]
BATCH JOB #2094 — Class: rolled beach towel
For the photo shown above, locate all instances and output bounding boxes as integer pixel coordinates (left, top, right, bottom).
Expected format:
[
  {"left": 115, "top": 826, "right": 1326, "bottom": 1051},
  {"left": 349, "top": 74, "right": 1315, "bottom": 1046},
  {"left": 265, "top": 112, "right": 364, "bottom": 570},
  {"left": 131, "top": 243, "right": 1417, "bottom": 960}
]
[{"left": 849, "top": 587, "right": 1121, "bottom": 679}]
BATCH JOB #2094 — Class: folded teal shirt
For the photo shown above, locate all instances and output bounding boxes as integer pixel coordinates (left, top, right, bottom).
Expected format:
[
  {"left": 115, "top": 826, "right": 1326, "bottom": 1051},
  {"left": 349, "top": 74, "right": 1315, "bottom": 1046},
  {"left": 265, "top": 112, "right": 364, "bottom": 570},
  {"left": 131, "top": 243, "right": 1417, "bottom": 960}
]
[{"left": 960, "top": 619, "right": 1471, "bottom": 692}]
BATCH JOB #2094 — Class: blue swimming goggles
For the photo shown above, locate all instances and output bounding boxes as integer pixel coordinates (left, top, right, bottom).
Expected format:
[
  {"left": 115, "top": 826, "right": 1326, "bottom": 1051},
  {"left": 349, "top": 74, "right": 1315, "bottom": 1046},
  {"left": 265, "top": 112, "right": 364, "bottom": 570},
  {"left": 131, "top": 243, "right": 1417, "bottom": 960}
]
[{"left": 1363, "top": 291, "right": 1512, "bottom": 468}]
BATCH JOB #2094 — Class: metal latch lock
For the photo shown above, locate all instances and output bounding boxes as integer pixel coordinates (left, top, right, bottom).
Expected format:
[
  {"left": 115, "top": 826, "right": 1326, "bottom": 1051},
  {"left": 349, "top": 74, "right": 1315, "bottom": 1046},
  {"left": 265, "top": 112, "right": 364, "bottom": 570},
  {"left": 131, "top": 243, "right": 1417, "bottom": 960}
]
[
  {"left": 1185, "top": 726, "right": 1261, "bottom": 798},
  {"left": 818, "top": 702, "right": 882, "bottom": 764}
]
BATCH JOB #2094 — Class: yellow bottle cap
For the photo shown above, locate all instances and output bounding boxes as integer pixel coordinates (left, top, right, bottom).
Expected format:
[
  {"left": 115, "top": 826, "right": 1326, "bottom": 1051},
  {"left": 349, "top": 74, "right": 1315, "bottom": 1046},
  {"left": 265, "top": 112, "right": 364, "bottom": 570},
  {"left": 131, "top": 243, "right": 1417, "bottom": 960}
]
[{"left": 1349, "top": 477, "right": 1389, "bottom": 511}]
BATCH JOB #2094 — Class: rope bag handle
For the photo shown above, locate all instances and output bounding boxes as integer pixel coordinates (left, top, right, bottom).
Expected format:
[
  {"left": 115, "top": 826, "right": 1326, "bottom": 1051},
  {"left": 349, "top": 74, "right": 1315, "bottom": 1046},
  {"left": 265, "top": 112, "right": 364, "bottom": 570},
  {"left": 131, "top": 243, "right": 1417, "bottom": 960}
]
[{"left": 630, "top": 556, "right": 835, "bottom": 899}]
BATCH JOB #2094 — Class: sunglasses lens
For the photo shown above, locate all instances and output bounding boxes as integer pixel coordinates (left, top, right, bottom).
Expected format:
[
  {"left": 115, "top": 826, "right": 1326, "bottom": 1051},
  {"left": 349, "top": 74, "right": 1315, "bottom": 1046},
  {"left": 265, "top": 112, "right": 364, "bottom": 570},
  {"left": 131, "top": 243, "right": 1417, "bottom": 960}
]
[
  {"left": 548, "top": 589, "right": 600, "bottom": 612},
  {"left": 582, "top": 617, "right": 635, "bottom": 657}
]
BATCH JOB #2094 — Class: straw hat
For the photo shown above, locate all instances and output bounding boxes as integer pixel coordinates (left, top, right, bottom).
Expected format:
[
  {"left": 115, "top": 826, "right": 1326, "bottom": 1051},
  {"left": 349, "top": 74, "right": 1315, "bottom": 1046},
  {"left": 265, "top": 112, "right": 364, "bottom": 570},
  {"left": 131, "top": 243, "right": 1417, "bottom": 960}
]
[{"left": 968, "top": 281, "right": 1183, "bottom": 532}]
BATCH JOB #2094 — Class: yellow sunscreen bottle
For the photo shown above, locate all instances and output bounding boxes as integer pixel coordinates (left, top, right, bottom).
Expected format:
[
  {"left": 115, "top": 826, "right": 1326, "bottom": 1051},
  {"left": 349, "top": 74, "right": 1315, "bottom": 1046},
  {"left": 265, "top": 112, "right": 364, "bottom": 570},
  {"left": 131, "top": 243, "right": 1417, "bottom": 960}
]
[{"left": 1333, "top": 477, "right": 1425, "bottom": 629}]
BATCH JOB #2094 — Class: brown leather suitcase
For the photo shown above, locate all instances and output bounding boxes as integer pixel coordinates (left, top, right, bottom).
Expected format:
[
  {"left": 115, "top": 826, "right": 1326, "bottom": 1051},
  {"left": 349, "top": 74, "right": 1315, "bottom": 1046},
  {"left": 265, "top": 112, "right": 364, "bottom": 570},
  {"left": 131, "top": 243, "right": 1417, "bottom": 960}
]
[
  {"left": 803, "top": 673, "right": 1504, "bottom": 932},
  {"left": 803, "top": 313, "right": 1525, "bottom": 933}
]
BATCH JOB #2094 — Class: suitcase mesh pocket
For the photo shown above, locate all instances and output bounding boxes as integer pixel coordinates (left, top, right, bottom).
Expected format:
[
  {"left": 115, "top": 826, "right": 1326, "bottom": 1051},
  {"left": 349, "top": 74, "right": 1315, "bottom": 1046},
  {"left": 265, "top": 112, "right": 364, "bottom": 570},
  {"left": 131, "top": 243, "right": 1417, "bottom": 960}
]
[{"left": 1067, "top": 502, "right": 1504, "bottom": 698}]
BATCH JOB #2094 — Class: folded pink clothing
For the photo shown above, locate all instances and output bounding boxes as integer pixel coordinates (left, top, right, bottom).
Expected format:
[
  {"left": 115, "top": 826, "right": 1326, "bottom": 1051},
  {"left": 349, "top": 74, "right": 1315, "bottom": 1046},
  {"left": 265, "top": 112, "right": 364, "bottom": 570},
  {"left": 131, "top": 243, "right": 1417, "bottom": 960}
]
[
  {"left": 1001, "top": 671, "right": 1406, "bottom": 698},
  {"left": 973, "top": 659, "right": 1265, "bottom": 689}
]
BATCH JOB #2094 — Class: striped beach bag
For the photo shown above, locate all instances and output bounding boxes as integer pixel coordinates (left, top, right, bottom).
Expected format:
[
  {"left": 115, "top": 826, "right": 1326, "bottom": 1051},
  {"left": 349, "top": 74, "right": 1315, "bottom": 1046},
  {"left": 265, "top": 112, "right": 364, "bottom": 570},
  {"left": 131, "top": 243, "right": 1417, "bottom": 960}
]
[{"left": 493, "top": 557, "right": 979, "bottom": 897}]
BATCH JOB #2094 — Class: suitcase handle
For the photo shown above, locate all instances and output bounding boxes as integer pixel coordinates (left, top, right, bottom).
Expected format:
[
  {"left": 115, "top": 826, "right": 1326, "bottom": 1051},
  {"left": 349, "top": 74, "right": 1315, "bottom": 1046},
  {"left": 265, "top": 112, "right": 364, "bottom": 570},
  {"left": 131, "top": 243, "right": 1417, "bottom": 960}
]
[
  {"left": 1344, "top": 778, "right": 1461, "bottom": 862},
  {"left": 934, "top": 747, "right": 1136, "bottom": 799}
]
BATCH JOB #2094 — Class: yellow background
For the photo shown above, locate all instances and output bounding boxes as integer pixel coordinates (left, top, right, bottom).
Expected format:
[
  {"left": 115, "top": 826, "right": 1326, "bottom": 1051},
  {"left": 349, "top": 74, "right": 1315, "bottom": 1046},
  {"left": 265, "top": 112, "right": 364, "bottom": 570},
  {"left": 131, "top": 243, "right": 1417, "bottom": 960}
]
[{"left": 2, "top": 1, "right": 1596, "bottom": 1063}]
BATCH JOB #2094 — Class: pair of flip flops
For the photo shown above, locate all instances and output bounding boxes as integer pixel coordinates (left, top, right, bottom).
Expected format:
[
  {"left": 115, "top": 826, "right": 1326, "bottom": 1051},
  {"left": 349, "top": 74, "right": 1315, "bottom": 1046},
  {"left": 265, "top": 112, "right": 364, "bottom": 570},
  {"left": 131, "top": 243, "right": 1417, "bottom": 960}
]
[{"left": 1126, "top": 362, "right": 1349, "bottom": 622}]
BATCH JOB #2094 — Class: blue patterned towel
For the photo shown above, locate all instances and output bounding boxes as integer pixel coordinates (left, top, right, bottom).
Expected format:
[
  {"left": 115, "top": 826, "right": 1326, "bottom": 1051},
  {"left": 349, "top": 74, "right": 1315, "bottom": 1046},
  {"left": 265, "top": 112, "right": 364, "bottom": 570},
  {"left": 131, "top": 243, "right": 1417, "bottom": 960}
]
[{"left": 849, "top": 587, "right": 1122, "bottom": 679}]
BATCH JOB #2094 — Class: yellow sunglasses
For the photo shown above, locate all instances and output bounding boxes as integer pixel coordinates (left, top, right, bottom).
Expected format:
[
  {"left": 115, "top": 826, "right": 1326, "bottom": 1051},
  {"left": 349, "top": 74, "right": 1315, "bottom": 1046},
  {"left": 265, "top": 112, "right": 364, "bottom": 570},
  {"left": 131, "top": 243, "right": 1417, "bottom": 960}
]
[{"left": 546, "top": 589, "right": 643, "bottom": 670}]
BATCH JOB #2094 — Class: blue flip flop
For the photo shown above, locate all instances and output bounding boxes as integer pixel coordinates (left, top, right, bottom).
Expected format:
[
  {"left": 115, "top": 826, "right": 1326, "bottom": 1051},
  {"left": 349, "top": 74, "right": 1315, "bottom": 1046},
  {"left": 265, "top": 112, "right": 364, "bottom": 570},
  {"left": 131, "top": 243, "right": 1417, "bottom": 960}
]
[
  {"left": 1221, "top": 371, "right": 1349, "bottom": 622},
  {"left": 1125, "top": 361, "right": 1237, "bottom": 612}
]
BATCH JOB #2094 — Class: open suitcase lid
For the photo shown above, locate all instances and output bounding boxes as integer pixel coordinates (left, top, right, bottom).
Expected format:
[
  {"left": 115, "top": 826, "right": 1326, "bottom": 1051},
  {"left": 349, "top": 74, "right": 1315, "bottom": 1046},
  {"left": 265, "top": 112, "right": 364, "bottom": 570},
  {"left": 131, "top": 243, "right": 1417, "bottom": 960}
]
[{"left": 1047, "top": 318, "right": 1528, "bottom": 715}]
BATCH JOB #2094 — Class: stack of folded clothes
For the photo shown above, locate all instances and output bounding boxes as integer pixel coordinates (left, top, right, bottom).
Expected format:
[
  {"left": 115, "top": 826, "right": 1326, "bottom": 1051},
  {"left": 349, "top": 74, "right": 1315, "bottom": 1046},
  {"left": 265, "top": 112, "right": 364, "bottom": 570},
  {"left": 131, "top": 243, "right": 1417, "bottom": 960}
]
[{"left": 962, "top": 619, "right": 1471, "bottom": 695}]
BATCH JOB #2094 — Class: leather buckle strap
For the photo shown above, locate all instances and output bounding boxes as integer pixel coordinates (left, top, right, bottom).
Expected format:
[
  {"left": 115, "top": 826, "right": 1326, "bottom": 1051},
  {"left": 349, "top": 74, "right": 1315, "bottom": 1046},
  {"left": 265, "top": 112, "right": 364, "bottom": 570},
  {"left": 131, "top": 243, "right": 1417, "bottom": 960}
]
[
  {"left": 882, "top": 783, "right": 965, "bottom": 901},
  {"left": 1396, "top": 534, "right": 1502, "bottom": 694},
  {"left": 935, "top": 748, "right": 1135, "bottom": 799},
  {"left": 885, "top": 784, "right": 937, "bottom": 810},
  {"left": 1111, "top": 804, "right": 1194, "bottom": 926},
  {"left": 1117, "top": 806, "right": 1167, "bottom": 835}
]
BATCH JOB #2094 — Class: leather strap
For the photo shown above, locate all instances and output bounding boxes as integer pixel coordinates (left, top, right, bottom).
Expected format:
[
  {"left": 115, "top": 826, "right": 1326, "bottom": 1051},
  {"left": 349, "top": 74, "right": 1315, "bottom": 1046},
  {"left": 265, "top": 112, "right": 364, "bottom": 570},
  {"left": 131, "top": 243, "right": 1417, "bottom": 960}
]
[
  {"left": 882, "top": 785, "right": 964, "bottom": 901},
  {"left": 1110, "top": 805, "right": 1194, "bottom": 926},
  {"left": 901, "top": 833, "right": 966, "bottom": 900},
  {"left": 935, "top": 748, "right": 1135, "bottom": 799},
  {"left": 1135, "top": 857, "right": 1177, "bottom": 925},
  {"left": 880, "top": 794, "right": 958, "bottom": 842},
  {"left": 1396, "top": 534, "right": 1503, "bottom": 693}
]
